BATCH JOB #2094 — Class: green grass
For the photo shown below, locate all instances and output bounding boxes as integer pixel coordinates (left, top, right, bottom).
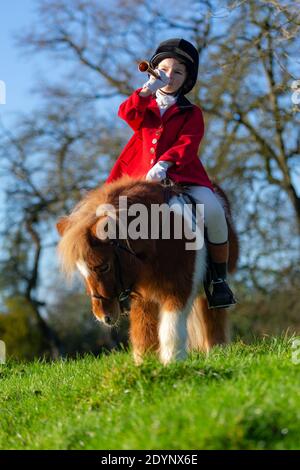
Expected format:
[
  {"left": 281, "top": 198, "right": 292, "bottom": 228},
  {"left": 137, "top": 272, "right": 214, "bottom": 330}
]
[{"left": 0, "top": 337, "right": 299, "bottom": 450}]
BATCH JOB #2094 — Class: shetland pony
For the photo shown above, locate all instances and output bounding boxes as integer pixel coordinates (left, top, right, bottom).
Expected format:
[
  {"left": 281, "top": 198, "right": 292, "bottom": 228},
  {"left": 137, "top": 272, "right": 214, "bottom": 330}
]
[{"left": 57, "top": 176, "right": 238, "bottom": 365}]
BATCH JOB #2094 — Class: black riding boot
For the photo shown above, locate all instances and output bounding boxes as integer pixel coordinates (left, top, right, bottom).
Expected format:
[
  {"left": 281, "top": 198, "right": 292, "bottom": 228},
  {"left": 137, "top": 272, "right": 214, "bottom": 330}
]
[{"left": 209, "top": 262, "right": 236, "bottom": 309}]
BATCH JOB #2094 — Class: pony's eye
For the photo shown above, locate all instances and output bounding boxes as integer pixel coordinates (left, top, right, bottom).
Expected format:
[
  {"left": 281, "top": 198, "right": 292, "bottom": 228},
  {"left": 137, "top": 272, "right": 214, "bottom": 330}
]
[{"left": 94, "top": 263, "right": 110, "bottom": 273}]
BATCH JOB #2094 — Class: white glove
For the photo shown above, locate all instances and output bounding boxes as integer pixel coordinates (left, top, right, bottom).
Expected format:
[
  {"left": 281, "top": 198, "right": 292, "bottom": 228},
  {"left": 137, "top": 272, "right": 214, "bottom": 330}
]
[
  {"left": 146, "top": 161, "right": 173, "bottom": 182},
  {"left": 143, "top": 69, "right": 170, "bottom": 93}
]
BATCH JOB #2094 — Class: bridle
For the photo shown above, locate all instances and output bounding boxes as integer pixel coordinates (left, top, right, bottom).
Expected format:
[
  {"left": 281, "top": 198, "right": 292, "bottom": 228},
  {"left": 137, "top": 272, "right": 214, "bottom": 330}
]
[
  {"left": 90, "top": 179, "right": 174, "bottom": 314},
  {"left": 91, "top": 238, "right": 140, "bottom": 314}
]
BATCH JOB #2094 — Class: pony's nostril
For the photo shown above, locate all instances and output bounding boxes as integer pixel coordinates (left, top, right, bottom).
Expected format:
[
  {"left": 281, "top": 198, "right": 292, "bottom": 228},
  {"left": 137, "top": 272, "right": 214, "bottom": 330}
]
[{"left": 105, "top": 315, "right": 111, "bottom": 325}]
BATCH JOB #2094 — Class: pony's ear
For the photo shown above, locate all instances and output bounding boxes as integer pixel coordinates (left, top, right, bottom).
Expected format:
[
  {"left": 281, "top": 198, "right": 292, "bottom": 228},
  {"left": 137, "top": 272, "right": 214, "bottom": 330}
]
[{"left": 56, "top": 216, "right": 71, "bottom": 236}]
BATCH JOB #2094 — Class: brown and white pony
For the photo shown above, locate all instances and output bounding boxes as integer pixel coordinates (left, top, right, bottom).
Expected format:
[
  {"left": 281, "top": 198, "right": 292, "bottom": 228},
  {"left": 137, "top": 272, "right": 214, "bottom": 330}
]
[{"left": 57, "top": 176, "right": 238, "bottom": 365}]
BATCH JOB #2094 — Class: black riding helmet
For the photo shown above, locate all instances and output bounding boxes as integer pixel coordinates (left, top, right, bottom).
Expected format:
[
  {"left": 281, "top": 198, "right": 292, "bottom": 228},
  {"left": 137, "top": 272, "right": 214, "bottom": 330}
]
[{"left": 149, "top": 38, "right": 199, "bottom": 95}]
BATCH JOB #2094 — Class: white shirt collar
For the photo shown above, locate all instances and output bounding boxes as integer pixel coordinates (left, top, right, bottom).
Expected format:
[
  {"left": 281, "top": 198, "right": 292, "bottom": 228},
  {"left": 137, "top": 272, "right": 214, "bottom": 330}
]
[{"left": 155, "top": 89, "right": 177, "bottom": 112}]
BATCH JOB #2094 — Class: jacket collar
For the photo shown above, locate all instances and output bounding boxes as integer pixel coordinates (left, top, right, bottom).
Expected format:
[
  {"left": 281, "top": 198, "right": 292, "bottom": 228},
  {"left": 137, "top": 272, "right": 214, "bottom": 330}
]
[{"left": 148, "top": 93, "right": 193, "bottom": 122}]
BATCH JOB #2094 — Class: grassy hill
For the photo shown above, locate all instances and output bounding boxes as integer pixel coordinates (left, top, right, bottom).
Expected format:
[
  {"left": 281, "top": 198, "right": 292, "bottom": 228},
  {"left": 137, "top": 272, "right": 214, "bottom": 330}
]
[{"left": 0, "top": 337, "right": 299, "bottom": 450}]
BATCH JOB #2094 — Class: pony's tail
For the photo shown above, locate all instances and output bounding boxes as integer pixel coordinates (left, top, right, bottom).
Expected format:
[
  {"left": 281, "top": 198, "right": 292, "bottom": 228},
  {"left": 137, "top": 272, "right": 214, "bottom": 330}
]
[
  {"left": 212, "top": 183, "right": 239, "bottom": 273},
  {"left": 227, "top": 216, "right": 239, "bottom": 273}
]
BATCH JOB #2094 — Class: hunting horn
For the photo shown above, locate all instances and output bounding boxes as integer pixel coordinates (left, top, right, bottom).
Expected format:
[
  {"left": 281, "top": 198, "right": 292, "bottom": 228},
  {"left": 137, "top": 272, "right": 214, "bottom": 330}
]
[{"left": 138, "top": 61, "right": 160, "bottom": 79}]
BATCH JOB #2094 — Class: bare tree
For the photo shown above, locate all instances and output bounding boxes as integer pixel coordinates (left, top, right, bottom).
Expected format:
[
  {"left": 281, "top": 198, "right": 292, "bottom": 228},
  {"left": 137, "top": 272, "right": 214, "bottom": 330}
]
[{"left": 0, "top": 95, "right": 121, "bottom": 355}]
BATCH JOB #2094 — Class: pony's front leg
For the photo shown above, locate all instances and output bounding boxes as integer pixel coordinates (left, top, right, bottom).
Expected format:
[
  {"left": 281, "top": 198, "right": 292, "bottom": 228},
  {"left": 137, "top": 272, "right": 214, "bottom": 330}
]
[
  {"left": 129, "top": 299, "right": 159, "bottom": 365},
  {"left": 158, "top": 298, "right": 192, "bottom": 365}
]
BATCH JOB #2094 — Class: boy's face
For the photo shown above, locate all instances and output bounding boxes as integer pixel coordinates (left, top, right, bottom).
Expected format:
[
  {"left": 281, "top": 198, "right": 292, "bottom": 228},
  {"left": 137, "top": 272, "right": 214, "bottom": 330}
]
[{"left": 157, "top": 58, "right": 187, "bottom": 94}]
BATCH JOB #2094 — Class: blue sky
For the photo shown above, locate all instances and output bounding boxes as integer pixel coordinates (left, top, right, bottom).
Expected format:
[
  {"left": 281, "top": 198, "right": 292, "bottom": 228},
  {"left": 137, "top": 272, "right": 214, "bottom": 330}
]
[
  {"left": 0, "top": 0, "right": 38, "bottom": 225},
  {"left": 0, "top": 1, "right": 61, "bottom": 301},
  {"left": 0, "top": 0, "right": 59, "bottom": 125},
  {"left": 0, "top": 0, "right": 125, "bottom": 126}
]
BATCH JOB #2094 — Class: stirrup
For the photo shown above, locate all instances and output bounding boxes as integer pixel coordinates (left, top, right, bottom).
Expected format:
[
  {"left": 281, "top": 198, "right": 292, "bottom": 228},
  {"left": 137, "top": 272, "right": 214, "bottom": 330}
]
[{"left": 207, "top": 279, "right": 237, "bottom": 309}]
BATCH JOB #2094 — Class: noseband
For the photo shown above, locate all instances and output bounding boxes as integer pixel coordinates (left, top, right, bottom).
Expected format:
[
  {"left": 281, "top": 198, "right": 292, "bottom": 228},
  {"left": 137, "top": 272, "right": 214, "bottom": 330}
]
[{"left": 91, "top": 238, "right": 139, "bottom": 314}]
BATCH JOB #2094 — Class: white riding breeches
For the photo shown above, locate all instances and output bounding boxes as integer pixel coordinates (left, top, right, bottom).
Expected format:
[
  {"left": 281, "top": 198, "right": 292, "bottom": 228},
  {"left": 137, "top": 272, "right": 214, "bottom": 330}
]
[{"left": 183, "top": 186, "right": 228, "bottom": 244}]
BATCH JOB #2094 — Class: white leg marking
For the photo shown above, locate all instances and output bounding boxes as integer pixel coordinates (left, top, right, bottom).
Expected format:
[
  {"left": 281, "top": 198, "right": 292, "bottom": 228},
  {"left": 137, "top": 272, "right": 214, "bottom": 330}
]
[
  {"left": 159, "top": 309, "right": 189, "bottom": 365},
  {"left": 159, "top": 244, "right": 207, "bottom": 365}
]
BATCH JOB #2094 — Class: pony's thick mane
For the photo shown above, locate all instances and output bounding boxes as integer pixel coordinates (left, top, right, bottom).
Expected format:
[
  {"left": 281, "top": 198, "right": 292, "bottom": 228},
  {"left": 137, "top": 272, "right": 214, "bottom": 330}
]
[{"left": 57, "top": 176, "right": 166, "bottom": 278}]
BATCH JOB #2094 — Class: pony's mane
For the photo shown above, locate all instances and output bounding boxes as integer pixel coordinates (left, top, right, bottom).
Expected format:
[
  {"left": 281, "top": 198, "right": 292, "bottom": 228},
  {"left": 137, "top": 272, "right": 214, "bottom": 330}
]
[{"left": 57, "top": 176, "right": 166, "bottom": 278}]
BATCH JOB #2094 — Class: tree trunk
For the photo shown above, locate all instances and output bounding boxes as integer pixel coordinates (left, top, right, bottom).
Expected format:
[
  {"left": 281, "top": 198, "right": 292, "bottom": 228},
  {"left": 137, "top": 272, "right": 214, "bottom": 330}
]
[{"left": 25, "top": 217, "right": 64, "bottom": 358}]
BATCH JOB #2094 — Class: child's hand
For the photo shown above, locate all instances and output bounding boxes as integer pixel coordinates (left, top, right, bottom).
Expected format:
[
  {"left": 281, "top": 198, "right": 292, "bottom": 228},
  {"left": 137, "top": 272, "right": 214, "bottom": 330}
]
[
  {"left": 146, "top": 161, "right": 172, "bottom": 182},
  {"left": 143, "top": 69, "right": 170, "bottom": 93}
]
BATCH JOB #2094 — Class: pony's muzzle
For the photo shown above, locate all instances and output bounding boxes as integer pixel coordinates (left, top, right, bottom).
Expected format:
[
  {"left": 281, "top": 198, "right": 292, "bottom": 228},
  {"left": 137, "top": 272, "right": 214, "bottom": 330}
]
[{"left": 92, "top": 297, "right": 121, "bottom": 327}]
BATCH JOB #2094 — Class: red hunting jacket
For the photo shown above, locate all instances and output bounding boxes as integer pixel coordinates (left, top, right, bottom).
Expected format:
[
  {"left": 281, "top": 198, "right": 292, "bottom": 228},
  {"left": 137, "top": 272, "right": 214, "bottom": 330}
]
[{"left": 106, "top": 88, "right": 214, "bottom": 190}]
